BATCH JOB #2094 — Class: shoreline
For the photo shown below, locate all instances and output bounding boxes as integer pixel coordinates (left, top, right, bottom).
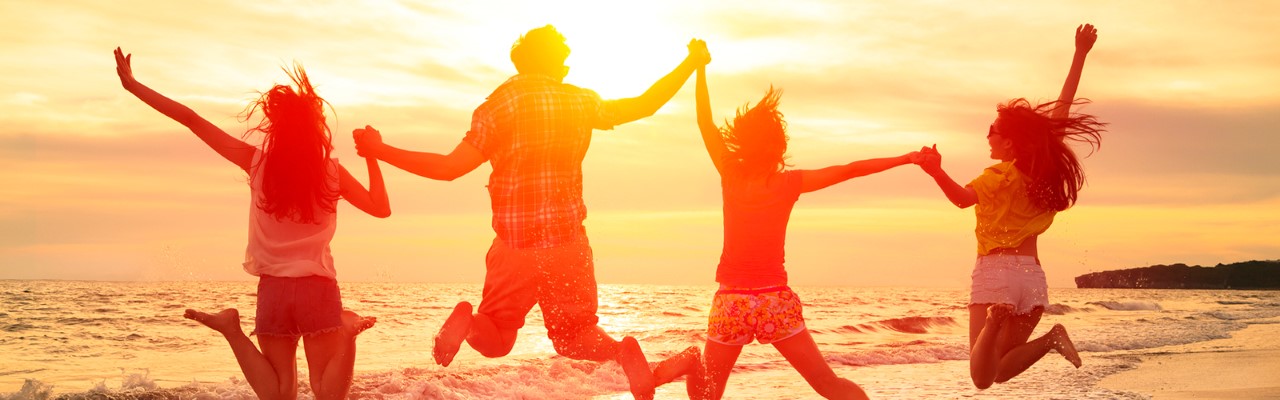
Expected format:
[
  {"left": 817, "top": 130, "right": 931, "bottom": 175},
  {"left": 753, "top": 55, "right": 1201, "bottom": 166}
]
[{"left": 1098, "top": 319, "right": 1280, "bottom": 399}]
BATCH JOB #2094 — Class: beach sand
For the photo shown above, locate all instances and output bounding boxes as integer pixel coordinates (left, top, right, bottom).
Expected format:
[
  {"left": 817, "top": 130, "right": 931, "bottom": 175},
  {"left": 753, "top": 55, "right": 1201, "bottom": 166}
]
[{"left": 1098, "top": 319, "right": 1280, "bottom": 399}]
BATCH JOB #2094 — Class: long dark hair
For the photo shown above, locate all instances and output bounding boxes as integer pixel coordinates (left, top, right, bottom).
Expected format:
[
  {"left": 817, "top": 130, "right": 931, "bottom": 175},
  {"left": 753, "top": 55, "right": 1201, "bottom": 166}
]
[
  {"left": 723, "top": 87, "right": 791, "bottom": 175},
  {"left": 242, "top": 64, "right": 337, "bottom": 224},
  {"left": 997, "top": 98, "right": 1106, "bottom": 211}
]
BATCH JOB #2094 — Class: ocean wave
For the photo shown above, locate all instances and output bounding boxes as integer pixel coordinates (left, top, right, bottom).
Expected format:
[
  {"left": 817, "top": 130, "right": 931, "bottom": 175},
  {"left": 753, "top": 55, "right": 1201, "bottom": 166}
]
[
  {"left": 1044, "top": 303, "right": 1087, "bottom": 315},
  {"left": 1086, "top": 301, "right": 1162, "bottom": 311},
  {"left": 1216, "top": 300, "right": 1253, "bottom": 305},
  {"left": 4, "top": 360, "right": 639, "bottom": 400},
  {"left": 3, "top": 323, "right": 36, "bottom": 332},
  {"left": 847, "top": 316, "right": 959, "bottom": 334},
  {"left": 827, "top": 343, "right": 969, "bottom": 367},
  {"left": 1075, "top": 320, "right": 1243, "bottom": 352}
]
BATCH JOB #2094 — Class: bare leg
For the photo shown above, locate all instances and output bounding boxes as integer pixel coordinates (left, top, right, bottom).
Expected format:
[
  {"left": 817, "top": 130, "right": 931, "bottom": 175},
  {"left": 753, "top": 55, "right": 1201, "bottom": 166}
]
[
  {"left": 184, "top": 308, "right": 299, "bottom": 400},
  {"left": 652, "top": 346, "right": 702, "bottom": 386},
  {"left": 993, "top": 323, "right": 1082, "bottom": 383},
  {"left": 617, "top": 336, "right": 657, "bottom": 400},
  {"left": 650, "top": 344, "right": 708, "bottom": 400},
  {"left": 968, "top": 304, "right": 1012, "bottom": 389},
  {"left": 701, "top": 340, "right": 744, "bottom": 400},
  {"left": 464, "top": 313, "right": 520, "bottom": 358},
  {"left": 433, "top": 302, "right": 474, "bottom": 366},
  {"left": 303, "top": 310, "right": 376, "bottom": 400},
  {"left": 772, "top": 330, "right": 868, "bottom": 400}
]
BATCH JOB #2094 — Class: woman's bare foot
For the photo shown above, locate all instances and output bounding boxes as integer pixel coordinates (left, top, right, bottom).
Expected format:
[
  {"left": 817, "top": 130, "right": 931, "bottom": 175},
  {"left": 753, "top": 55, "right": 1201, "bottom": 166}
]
[
  {"left": 1049, "top": 324, "right": 1082, "bottom": 368},
  {"left": 433, "top": 301, "right": 473, "bottom": 367},
  {"left": 682, "top": 349, "right": 710, "bottom": 400},
  {"left": 652, "top": 345, "right": 701, "bottom": 386},
  {"left": 342, "top": 310, "right": 376, "bottom": 336},
  {"left": 617, "top": 336, "right": 656, "bottom": 400},
  {"left": 183, "top": 308, "right": 242, "bottom": 336}
]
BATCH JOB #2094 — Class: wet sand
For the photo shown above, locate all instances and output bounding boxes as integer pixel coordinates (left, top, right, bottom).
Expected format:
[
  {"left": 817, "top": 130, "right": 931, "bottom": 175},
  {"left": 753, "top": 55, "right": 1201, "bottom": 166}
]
[{"left": 1099, "top": 318, "right": 1280, "bottom": 399}]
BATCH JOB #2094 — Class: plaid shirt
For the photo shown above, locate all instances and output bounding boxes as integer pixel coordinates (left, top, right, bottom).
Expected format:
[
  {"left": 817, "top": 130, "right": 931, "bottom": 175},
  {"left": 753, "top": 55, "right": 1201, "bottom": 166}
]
[{"left": 463, "top": 74, "right": 622, "bottom": 249}]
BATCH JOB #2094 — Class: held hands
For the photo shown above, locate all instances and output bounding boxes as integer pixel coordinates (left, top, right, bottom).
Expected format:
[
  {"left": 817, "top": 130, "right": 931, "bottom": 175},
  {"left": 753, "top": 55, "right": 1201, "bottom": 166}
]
[
  {"left": 687, "top": 39, "right": 711, "bottom": 68},
  {"left": 353, "top": 125, "right": 383, "bottom": 158},
  {"left": 913, "top": 144, "right": 943, "bottom": 176},
  {"left": 113, "top": 47, "right": 137, "bottom": 89},
  {"left": 1075, "top": 24, "right": 1098, "bottom": 54}
]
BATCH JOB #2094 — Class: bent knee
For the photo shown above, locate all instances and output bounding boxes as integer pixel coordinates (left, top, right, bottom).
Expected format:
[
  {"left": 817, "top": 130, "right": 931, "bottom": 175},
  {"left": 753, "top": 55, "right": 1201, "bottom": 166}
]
[
  {"left": 475, "top": 343, "right": 514, "bottom": 358},
  {"left": 972, "top": 378, "right": 994, "bottom": 390}
]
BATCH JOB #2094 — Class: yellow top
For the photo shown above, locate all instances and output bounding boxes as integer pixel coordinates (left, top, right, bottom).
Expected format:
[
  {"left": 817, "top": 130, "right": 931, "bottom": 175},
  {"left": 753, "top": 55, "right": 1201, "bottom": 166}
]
[{"left": 968, "top": 161, "right": 1057, "bottom": 255}]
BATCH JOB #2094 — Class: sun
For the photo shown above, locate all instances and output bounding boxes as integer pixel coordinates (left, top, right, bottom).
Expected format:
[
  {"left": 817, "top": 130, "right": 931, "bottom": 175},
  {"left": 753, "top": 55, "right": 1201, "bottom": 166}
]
[{"left": 539, "top": 6, "right": 695, "bottom": 99}]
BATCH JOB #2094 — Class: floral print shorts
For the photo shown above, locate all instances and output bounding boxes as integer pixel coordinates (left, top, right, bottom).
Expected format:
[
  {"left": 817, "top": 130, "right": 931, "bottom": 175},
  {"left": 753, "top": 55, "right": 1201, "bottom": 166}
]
[{"left": 707, "top": 285, "right": 806, "bottom": 345}]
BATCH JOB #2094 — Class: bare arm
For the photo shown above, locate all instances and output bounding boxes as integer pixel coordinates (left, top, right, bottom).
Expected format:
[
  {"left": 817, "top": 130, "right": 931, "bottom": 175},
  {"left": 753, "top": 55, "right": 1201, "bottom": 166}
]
[
  {"left": 799, "top": 153, "right": 915, "bottom": 194},
  {"left": 337, "top": 157, "right": 391, "bottom": 218},
  {"left": 114, "top": 47, "right": 254, "bottom": 171},
  {"left": 610, "top": 39, "right": 713, "bottom": 125},
  {"left": 354, "top": 126, "right": 484, "bottom": 182},
  {"left": 1053, "top": 24, "right": 1098, "bottom": 119},
  {"left": 917, "top": 145, "right": 977, "bottom": 208},
  {"left": 695, "top": 65, "right": 728, "bottom": 174}
]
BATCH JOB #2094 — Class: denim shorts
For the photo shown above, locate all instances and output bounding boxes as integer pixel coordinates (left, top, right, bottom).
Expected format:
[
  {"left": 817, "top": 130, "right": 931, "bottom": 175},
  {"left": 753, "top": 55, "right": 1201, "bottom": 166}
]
[
  {"left": 253, "top": 275, "right": 344, "bottom": 337},
  {"left": 969, "top": 254, "right": 1049, "bottom": 315}
]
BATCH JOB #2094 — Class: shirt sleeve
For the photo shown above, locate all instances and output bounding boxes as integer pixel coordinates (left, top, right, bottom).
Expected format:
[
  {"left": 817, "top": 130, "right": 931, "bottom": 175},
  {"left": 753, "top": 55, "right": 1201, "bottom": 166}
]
[
  {"left": 462, "top": 103, "right": 496, "bottom": 157},
  {"left": 780, "top": 170, "right": 803, "bottom": 201},
  {"left": 590, "top": 89, "right": 621, "bottom": 131},
  {"left": 968, "top": 163, "right": 1010, "bottom": 204}
]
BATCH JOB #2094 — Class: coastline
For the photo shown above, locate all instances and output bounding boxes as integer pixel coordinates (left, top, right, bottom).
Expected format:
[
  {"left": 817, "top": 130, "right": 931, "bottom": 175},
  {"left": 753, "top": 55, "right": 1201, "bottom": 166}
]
[{"left": 1098, "top": 318, "right": 1280, "bottom": 399}]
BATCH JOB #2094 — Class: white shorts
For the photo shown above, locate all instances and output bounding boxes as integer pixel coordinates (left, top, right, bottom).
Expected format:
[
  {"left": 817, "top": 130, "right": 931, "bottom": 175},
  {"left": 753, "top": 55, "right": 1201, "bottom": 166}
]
[{"left": 969, "top": 254, "right": 1049, "bottom": 315}]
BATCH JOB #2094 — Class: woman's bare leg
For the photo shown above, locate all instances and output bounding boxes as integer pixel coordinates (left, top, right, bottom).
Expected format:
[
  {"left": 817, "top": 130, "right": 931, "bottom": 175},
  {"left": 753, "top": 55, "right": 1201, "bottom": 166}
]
[
  {"left": 993, "top": 319, "right": 1081, "bottom": 383},
  {"left": 652, "top": 345, "right": 708, "bottom": 399},
  {"left": 185, "top": 308, "right": 299, "bottom": 400},
  {"left": 772, "top": 330, "right": 868, "bottom": 400},
  {"left": 701, "top": 341, "right": 744, "bottom": 400},
  {"left": 303, "top": 310, "right": 377, "bottom": 400},
  {"left": 968, "top": 303, "right": 1011, "bottom": 389}
]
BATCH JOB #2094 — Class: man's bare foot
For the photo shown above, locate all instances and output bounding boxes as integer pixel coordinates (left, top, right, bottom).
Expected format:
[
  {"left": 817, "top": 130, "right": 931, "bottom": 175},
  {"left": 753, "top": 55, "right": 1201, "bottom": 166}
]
[
  {"left": 1050, "top": 324, "right": 1082, "bottom": 368},
  {"left": 986, "top": 304, "right": 1013, "bottom": 326},
  {"left": 433, "top": 301, "right": 473, "bottom": 367},
  {"left": 183, "top": 308, "right": 242, "bottom": 336},
  {"left": 342, "top": 310, "right": 377, "bottom": 336},
  {"left": 617, "top": 336, "right": 656, "bottom": 400}
]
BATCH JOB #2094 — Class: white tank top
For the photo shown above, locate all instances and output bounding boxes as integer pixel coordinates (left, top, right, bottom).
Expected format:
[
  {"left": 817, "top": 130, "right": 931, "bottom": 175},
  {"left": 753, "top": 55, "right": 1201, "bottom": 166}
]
[{"left": 242, "top": 149, "right": 340, "bottom": 279}]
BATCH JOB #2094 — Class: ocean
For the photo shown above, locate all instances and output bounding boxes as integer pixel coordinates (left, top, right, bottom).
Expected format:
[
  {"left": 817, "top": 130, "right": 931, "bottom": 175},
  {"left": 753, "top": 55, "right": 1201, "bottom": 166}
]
[{"left": 2, "top": 280, "right": 1278, "bottom": 399}]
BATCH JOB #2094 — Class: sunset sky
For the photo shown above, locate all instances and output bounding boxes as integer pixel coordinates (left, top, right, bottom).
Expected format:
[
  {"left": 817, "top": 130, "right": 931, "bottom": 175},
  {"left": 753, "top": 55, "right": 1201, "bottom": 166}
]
[{"left": 2, "top": 0, "right": 1277, "bottom": 288}]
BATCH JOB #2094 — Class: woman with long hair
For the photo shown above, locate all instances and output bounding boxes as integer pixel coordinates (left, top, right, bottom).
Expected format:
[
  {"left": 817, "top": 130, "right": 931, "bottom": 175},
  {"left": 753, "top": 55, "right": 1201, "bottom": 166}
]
[
  {"left": 914, "top": 24, "right": 1105, "bottom": 389},
  {"left": 115, "top": 47, "right": 388, "bottom": 400},
  {"left": 670, "top": 39, "right": 926, "bottom": 400}
]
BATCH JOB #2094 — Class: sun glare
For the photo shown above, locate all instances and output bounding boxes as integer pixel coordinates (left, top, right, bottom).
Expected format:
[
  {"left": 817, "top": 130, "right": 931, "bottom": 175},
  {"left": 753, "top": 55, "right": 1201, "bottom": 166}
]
[{"left": 538, "top": 6, "right": 692, "bottom": 98}]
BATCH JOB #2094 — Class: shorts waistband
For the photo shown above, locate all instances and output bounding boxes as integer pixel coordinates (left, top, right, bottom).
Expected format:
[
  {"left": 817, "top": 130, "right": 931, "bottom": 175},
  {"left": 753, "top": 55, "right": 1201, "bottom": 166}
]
[
  {"left": 977, "top": 253, "right": 1039, "bottom": 262},
  {"left": 716, "top": 285, "right": 791, "bottom": 295}
]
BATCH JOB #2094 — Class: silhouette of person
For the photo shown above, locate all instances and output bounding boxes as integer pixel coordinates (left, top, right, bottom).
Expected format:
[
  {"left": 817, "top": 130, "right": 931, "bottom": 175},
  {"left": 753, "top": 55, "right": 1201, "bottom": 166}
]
[
  {"left": 912, "top": 24, "right": 1106, "bottom": 389},
  {"left": 674, "top": 40, "right": 923, "bottom": 400},
  {"left": 353, "top": 25, "right": 711, "bottom": 398},
  {"left": 115, "top": 48, "right": 387, "bottom": 400}
]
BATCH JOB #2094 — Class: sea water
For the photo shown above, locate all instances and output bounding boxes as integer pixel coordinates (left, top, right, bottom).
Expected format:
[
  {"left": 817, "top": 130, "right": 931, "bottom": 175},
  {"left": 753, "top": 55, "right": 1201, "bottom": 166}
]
[{"left": 2, "top": 280, "right": 1278, "bottom": 399}]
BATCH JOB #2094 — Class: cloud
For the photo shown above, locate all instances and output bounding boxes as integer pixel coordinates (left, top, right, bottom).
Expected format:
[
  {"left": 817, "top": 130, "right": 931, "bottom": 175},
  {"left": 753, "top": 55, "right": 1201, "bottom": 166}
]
[{"left": 2, "top": 0, "right": 1279, "bottom": 284}]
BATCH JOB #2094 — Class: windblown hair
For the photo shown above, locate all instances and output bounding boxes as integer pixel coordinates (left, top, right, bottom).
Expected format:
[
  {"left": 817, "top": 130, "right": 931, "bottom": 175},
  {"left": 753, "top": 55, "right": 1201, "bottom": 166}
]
[
  {"left": 722, "top": 88, "right": 791, "bottom": 175},
  {"left": 997, "top": 98, "right": 1106, "bottom": 212},
  {"left": 510, "top": 25, "right": 570, "bottom": 76},
  {"left": 241, "top": 64, "right": 337, "bottom": 224}
]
